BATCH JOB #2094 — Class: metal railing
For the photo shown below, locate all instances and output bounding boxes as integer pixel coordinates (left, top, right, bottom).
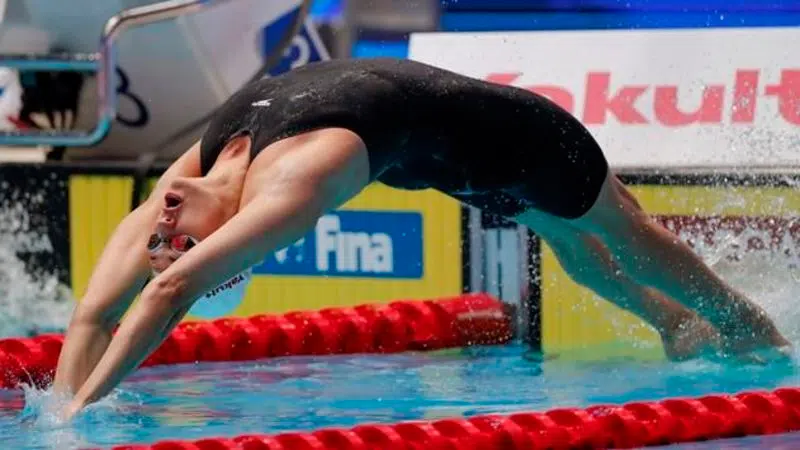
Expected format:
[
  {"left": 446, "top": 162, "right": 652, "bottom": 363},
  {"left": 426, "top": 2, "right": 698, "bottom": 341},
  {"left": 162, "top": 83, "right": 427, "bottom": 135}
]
[{"left": 0, "top": 0, "right": 309, "bottom": 147}]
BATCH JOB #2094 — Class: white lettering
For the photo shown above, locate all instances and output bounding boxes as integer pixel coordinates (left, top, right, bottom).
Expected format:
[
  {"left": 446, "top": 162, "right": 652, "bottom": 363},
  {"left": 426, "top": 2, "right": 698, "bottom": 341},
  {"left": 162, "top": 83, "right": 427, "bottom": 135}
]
[
  {"left": 274, "top": 238, "right": 306, "bottom": 264},
  {"left": 315, "top": 215, "right": 394, "bottom": 274},
  {"left": 316, "top": 215, "right": 339, "bottom": 271},
  {"left": 346, "top": 232, "right": 371, "bottom": 272},
  {"left": 274, "top": 247, "right": 290, "bottom": 264},
  {"left": 370, "top": 233, "right": 393, "bottom": 273},
  {"left": 336, "top": 230, "right": 350, "bottom": 271},
  {"left": 251, "top": 98, "right": 273, "bottom": 107}
]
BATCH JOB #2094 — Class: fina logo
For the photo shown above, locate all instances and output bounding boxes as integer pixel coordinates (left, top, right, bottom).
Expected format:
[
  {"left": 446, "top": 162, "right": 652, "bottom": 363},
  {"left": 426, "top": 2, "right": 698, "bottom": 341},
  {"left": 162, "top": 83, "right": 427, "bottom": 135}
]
[
  {"left": 315, "top": 215, "right": 393, "bottom": 274},
  {"left": 254, "top": 210, "right": 423, "bottom": 279}
]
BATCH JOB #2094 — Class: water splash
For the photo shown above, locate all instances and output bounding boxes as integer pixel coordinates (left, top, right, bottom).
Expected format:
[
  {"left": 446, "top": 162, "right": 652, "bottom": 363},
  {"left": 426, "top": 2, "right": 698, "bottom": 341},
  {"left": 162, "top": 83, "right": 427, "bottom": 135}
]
[
  {"left": 672, "top": 219, "right": 800, "bottom": 345},
  {"left": 18, "top": 384, "right": 74, "bottom": 427},
  {"left": 571, "top": 184, "right": 800, "bottom": 355},
  {"left": 11, "top": 384, "right": 143, "bottom": 450},
  {"left": 0, "top": 201, "right": 73, "bottom": 337}
]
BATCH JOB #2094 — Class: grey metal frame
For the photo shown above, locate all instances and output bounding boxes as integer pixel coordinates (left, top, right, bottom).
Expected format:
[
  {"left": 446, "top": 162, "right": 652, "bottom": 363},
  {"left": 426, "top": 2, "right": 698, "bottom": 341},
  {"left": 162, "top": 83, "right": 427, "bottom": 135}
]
[{"left": 0, "top": 0, "right": 306, "bottom": 147}]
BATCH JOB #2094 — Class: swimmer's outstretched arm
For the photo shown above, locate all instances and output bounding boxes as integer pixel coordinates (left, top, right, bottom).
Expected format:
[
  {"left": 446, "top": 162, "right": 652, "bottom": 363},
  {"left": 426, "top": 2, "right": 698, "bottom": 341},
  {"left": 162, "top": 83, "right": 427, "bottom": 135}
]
[
  {"left": 52, "top": 203, "right": 151, "bottom": 395},
  {"left": 54, "top": 144, "right": 203, "bottom": 395},
  {"left": 63, "top": 130, "right": 369, "bottom": 417}
]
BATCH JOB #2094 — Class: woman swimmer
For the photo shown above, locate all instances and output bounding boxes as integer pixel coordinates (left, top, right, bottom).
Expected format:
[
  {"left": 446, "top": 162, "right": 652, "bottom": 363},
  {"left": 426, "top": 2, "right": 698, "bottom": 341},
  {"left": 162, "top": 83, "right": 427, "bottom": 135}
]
[{"left": 54, "top": 58, "right": 791, "bottom": 419}]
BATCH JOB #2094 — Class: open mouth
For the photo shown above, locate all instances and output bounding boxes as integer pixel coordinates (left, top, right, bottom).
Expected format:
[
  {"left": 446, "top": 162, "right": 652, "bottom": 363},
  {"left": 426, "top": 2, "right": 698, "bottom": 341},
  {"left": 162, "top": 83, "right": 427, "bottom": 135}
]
[{"left": 164, "top": 193, "right": 183, "bottom": 209}]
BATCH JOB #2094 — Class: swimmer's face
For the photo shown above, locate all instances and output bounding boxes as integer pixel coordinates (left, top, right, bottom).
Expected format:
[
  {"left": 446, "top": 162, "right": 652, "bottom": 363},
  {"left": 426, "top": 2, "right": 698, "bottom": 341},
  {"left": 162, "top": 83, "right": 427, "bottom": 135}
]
[{"left": 148, "top": 176, "right": 232, "bottom": 272}]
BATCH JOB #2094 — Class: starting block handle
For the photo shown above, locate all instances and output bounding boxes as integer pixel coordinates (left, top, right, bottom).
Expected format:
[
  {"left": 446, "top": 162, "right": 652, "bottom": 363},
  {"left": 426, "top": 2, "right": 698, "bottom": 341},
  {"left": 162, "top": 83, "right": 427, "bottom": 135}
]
[{"left": 0, "top": 0, "right": 230, "bottom": 147}]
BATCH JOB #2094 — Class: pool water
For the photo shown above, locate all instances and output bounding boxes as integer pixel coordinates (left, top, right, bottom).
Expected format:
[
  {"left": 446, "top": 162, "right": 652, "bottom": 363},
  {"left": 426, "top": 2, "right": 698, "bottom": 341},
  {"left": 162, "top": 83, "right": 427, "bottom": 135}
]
[
  {"left": 3, "top": 343, "right": 800, "bottom": 449},
  {"left": 660, "top": 433, "right": 800, "bottom": 449}
]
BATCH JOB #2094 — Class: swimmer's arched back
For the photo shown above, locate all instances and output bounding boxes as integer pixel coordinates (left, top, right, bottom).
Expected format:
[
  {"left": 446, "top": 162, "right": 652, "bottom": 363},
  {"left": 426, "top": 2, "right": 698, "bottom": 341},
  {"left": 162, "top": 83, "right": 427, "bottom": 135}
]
[{"left": 54, "top": 58, "right": 790, "bottom": 420}]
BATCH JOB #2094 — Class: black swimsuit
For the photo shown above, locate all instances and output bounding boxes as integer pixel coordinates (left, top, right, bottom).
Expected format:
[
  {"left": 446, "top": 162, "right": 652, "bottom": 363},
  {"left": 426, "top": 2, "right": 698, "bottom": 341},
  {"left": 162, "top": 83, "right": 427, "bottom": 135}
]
[{"left": 199, "top": 57, "right": 608, "bottom": 219}]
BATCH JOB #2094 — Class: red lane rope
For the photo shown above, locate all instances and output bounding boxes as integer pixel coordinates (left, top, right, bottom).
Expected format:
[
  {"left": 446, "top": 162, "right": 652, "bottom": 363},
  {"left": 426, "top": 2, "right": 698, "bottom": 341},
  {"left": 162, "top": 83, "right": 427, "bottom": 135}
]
[
  {"left": 110, "top": 387, "right": 800, "bottom": 449},
  {"left": 0, "top": 293, "right": 513, "bottom": 389}
]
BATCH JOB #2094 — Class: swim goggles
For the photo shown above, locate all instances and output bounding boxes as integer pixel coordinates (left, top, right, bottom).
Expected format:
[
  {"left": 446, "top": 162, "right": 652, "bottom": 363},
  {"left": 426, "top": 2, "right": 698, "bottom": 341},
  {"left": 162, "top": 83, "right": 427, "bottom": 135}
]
[
  {"left": 147, "top": 234, "right": 198, "bottom": 253},
  {"left": 144, "top": 233, "right": 252, "bottom": 317}
]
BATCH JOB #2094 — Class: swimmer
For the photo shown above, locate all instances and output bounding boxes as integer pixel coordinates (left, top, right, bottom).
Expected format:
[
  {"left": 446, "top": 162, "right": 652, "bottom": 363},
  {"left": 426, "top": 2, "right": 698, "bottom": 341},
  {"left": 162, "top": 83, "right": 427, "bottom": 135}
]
[{"left": 53, "top": 58, "right": 790, "bottom": 418}]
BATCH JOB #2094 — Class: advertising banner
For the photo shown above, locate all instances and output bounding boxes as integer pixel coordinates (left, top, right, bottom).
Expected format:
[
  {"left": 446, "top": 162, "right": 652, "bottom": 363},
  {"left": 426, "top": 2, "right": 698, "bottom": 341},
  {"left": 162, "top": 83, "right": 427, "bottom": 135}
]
[
  {"left": 65, "top": 175, "right": 462, "bottom": 319},
  {"left": 254, "top": 210, "right": 424, "bottom": 279},
  {"left": 235, "top": 183, "right": 462, "bottom": 317},
  {"left": 409, "top": 27, "right": 800, "bottom": 168}
]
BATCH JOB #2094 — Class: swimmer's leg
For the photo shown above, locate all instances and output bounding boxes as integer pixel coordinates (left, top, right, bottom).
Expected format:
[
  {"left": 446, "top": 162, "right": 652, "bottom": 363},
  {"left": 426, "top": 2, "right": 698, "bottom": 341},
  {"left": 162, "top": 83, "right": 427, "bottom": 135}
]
[
  {"left": 515, "top": 208, "right": 721, "bottom": 361},
  {"left": 564, "top": 171, "right": 790, "bottom": 358}
]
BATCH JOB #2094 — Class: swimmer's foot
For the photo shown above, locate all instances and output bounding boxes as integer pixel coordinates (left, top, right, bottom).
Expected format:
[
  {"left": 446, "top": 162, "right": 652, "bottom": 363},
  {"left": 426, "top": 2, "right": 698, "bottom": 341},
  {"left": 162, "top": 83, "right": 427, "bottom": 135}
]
[
  {"left": 718, "top": 325, "right": 793, "bottom": 366},
  {"left": 661, "top": 315, "right": 723, "bottom": 362},
  {"left": 701, "top": 302, "right": 791, "bottom": 364}
]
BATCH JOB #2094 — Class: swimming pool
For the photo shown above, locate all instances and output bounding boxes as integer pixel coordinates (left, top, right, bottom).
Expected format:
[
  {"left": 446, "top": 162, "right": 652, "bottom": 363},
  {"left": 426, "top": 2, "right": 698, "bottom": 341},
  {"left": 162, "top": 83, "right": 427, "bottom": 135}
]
[
  {"left": 4, "top": 343, "right": 800, "bottom": 449},
  {"left": 4, "top": 178, "right": 800, "bottom": 449}
]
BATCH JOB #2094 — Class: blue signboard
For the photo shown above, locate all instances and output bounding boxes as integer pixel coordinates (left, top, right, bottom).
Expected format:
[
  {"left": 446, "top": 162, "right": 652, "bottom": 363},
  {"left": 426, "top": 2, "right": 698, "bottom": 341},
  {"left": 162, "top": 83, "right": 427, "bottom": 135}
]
[
  {"left": 440, "top": 0, "right": 799, "bottom": 12},
  {"left": 261, "top": 8, "right": 329, "bottom": 77},
  {"left": 253, "top": 210, "right": 424, "bottom": 279}
]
